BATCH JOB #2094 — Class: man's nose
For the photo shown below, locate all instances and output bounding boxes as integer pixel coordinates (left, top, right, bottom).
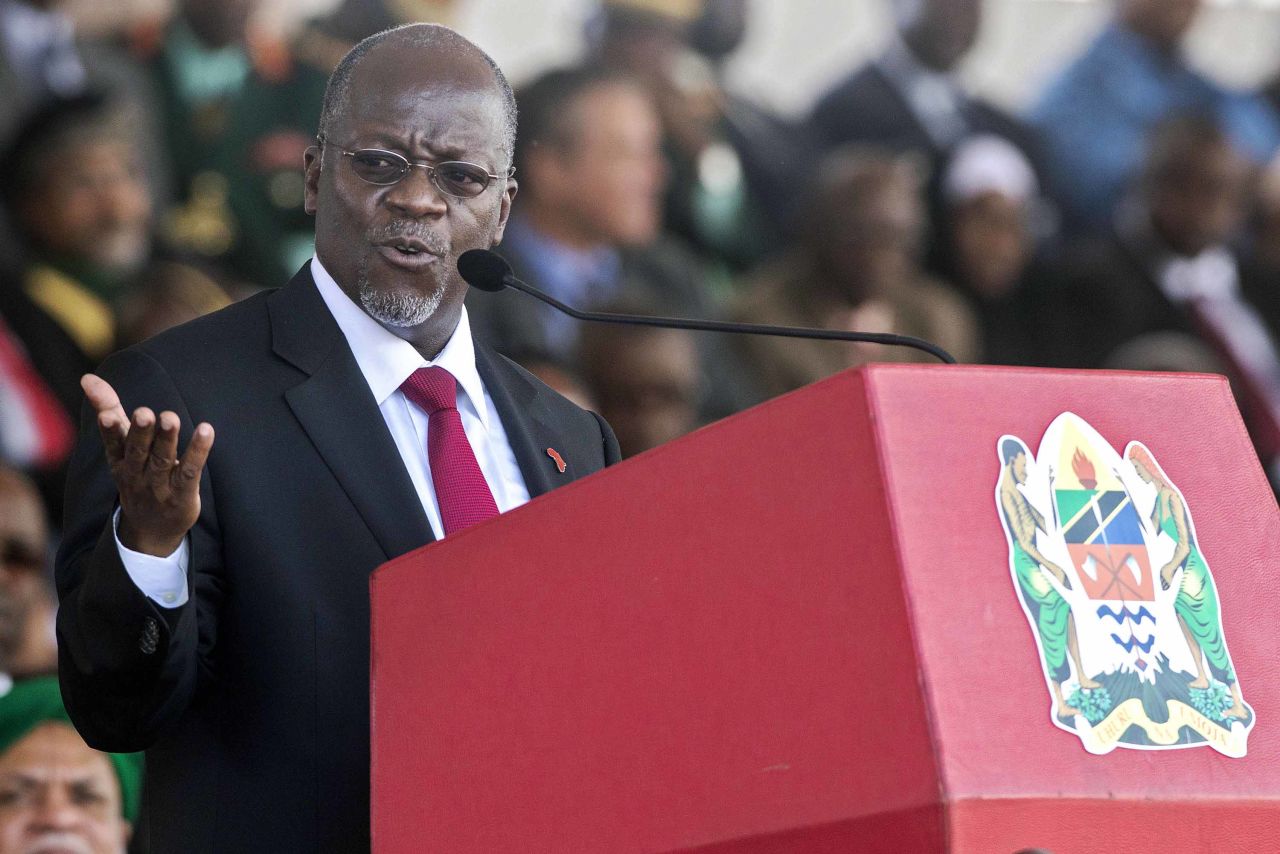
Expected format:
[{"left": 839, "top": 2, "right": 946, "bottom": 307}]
[
  {"left": 28, "top": 784, "right": 85, "bottom": 831},
  {"left": 96, "top": 176, "right": 151, "bottom": 228},
  {"left": 384, "top": 165, "right": 448, "bottom": 219}
]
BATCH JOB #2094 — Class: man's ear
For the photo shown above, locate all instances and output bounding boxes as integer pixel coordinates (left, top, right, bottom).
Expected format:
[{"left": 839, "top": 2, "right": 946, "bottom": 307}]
[
  {"left": 492, "top": 177, "right": 518, "bottom": 245},
  {"left": 303, "top": 145, "right": 322, "bottom": 215}
]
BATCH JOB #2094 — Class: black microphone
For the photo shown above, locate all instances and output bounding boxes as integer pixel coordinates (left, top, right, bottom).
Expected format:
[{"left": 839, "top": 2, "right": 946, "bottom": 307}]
[{"left": 457, "top": 249, "right": 956, "bottom": 364}]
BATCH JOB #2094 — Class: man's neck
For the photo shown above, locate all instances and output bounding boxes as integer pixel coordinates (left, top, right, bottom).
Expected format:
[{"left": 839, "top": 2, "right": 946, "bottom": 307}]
[
  {"left": 1116, "top": 16, "right": 1182, "bottom": 61},
  {"left": 896, "top": 30, "right": 954, "bottom": 76},
  {"left": 313, "top": 251, "right": 463, "bottom": 362},
  {"left": 392, "top": 303, "right": 463, "bottom": 363}
]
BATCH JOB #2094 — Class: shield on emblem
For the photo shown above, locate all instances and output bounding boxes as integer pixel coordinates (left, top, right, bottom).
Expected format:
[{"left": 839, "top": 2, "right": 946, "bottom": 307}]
[{"left": 1052, "top": 428, "right": 1157, "bottom": 675}]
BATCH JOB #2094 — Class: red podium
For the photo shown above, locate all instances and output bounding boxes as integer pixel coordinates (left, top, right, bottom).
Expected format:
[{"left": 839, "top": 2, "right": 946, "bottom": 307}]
[{"left": 370, "top": 365, "right": 1280, "bottom": 853}]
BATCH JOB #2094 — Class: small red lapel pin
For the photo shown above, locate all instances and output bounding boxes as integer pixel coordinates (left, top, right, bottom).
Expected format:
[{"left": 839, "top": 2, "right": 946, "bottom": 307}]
[{"left": 546, "top": 448, "right": 566, "bottom": 473}]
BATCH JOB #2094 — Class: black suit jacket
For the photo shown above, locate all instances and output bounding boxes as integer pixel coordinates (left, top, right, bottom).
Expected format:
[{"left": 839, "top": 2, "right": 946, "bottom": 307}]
[
  {"left": 808, "top": 63, "right": 1043, "bottom": 166},
  {"left": 1036, "top": 232, "right": 1280, "bottom": 370},
  {"left": 55, "top": 265, "right": 621, "bottom": 852}
]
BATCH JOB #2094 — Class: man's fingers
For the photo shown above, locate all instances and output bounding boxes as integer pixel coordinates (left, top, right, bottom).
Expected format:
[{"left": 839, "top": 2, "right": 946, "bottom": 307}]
[
  {"left": 81, "top": 374, "right": 126, "bottom": 420},
  {"left": 173, "top": 423, "right": 215, "bottom": 493},
  {"left": 146, "top": 411, "right": 182, "bottom": 484},
  {"left": 122, "top": 408, "right": 157, "bottom": 477},
  {"left": 97, "top": 410, "right": 129, "bottom": 463}
]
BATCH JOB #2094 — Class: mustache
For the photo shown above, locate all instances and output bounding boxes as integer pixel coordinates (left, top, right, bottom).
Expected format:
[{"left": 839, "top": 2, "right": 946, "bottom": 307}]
[{"left": 367, "top": 221, "right": 449, "bottom": 255}]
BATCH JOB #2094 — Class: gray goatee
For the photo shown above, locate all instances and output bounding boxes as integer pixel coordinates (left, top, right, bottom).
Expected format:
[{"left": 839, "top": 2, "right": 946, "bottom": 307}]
[
  {"left": 358, "top": 221, "right": 449, "bottom": 326},
  {"left": 357, "top": 274, "right": 445, "bottom": 327}
]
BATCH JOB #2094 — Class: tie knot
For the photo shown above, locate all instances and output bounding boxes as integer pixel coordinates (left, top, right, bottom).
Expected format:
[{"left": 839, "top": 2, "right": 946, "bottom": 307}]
[{"left": 401, "top": 366, "right": 458, "bottom": 414}]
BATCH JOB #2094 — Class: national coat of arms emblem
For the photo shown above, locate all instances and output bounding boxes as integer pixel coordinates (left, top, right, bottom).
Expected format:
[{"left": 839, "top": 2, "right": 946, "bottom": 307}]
[{"left": 994, "top": 413, "right": 1252, "bottom": 756}]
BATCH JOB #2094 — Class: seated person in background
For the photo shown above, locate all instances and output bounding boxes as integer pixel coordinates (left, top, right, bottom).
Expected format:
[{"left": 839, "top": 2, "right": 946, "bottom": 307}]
[
  {"left": 732, "top": 147, "right": 978, "bottom": 403},
  {"left": 466, "top": 65, "right": 751, "bottom": 418},
  {"left": 808, "top": 0, "right": 1046, "bottom": 207},
  {"left": 578, "top": 304, "right": 702, "bottom": 458},
  {"left": 0, "top": 93, "right": 234, "bottom": 421},
  {"left": 0, "top": 0, "right": 165, "bottom": 187},
  {"left": 0, "top": 468, "right": 57, "bottom": 687},
  {"left": 0, "top": 93, "right": 153, "bottom": 415},
  {"left": 585, "top": 0, "right": 811, "bottom": 271},
  {"left": 932, "top": 134, "right": 1049, "bottom": 366},
  {"left": 0, "top": 677, "right": 141, "bottom": 854},
  {"left": 193, "top": 0, "right": 458, "bottom": 285},
  {"left": 1042, "top": 115, "right": 1280, "bottom": 483},
  {"left": 1028, "top": 0, "right": 1280, "bottom": 235},
  {"left": 127, "top": 0, "right": 261, "bottom": 268},
  {"left": 467, "top": 66, "right": 689, "bottom": 358}
]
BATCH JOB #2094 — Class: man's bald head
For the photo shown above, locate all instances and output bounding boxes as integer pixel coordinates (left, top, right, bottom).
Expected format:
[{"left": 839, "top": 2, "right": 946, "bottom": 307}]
[{"left": 317, "top": 24, "right": 517, "bottom": 167}]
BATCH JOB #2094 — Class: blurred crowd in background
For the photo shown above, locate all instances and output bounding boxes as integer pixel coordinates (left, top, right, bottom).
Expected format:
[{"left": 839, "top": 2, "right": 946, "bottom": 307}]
[{"left": 2, "top": 0, "right": 1280, "bottom": 846}]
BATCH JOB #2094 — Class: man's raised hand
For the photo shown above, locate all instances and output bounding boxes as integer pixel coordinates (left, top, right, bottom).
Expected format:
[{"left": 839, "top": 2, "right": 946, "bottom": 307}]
[{"left": 81, "top": 374, "right": 215, "bottom": 557}]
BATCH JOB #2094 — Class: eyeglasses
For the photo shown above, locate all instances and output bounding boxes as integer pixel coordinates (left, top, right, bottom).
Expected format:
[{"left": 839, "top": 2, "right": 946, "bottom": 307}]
[{"left": 319, "top": 139, "right": 512, "bottom": 199}]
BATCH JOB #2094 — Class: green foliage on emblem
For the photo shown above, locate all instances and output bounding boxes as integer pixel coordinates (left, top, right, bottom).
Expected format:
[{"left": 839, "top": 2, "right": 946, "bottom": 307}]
[
  {"left": 1067, "top": 686, "right": 1113, "bottom": 724},
  {"left": 1189, "top": 683, "right": 1232, "bottom": 722}
]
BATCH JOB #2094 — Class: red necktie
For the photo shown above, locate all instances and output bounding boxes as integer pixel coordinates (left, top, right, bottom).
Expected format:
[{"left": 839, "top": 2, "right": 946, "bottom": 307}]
[{"left": 400, "top": 366, "right": 499, "bottom": 535}]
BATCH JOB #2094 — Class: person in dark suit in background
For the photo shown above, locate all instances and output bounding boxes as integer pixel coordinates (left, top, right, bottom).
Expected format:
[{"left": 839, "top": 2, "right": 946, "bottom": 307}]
[
  {"left": 1042, "top": 116, "right": 1274, "bottom": 369},
  {"left": 1042, "top": 114, "right": 1280, "bottom": 484},
  {"left": 55, "top": 23, "right": 620, "bottom": 852},
  {"left": 808, "top": 0, "right": 1044, "bottom": 188}
]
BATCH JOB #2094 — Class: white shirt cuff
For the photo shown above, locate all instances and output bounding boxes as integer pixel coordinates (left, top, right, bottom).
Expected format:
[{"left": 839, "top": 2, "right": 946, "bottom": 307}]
[{"left": 112, "top": 508, "right": 190, "bottom": 609}]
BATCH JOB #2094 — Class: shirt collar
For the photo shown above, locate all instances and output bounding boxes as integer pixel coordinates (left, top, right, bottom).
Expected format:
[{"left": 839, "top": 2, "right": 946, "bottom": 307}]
[
  {"left": 1114, "top": 202, "right": 1239, "bottom": 304},
  {"left": 309, "top": 256, "right": 491, "bottom": 431}
]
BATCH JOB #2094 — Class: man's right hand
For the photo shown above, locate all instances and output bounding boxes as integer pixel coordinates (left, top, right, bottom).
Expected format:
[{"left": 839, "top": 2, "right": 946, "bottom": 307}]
[{"left": 82, "top": 374, "right": 215, "bottom": 557}]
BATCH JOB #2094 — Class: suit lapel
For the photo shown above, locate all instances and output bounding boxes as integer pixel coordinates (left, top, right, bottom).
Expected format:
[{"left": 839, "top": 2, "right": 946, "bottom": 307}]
[
  {"left": 1111, "top": 229, "right": 1190, "bottom": 327},
  {"left": 270, "top": 268, "right": 434, "bottom": 561},
  {"left": 474, "top": 344, "right": 560, "bottom": 499},
  {"left": 868, "top": 64, "right": 942, "bottom": 154}
]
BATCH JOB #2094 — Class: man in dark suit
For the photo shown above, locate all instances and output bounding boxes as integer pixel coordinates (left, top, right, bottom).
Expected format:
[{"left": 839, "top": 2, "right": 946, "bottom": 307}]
[
  {"left": 808, "top": 0, "right": 1044, "bottom": 197},
  {"left": 55, "top": 23, "right": 620, "bottom": 852},
  {"left": 1040, "top": 115, "right": 1280, "bottom": 484},
  {"left": 1040, "top": 116, "right": 1276, "bottom": 368}
]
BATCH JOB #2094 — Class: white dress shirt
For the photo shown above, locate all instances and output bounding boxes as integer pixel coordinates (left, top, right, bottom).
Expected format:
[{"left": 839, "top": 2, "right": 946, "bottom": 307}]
[
  {"left": 1158, "top": 246, "right": 1280, "bottom": 423},
  {"left": 115, "top": 256, "right": 531, "bottom": 608},
  {"left": 878, "top": 36, "right": 968, "bottom": 150}
]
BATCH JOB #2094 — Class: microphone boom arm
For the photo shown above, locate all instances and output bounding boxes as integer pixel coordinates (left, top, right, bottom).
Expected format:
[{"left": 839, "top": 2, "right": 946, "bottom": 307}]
[{"left": 501, "top": 276, "right": 957, "bottom": 365}]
